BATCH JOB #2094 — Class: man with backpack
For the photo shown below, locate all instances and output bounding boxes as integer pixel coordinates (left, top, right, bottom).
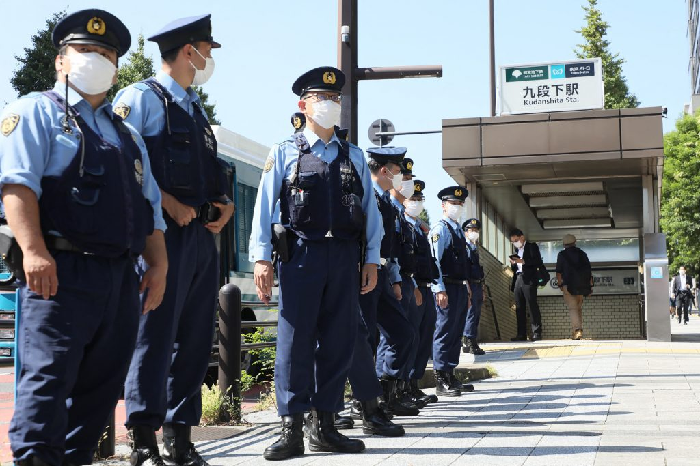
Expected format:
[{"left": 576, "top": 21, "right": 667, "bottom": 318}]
[{"left": 555, "top": 234, "right": 592, "bottom": 340}]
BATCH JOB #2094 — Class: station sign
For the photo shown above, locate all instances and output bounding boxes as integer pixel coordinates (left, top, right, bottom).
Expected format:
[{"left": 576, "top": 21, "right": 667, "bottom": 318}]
[
  {"left": 499, "top": 58, "right": 603, "bottom": 115},
  {"left": 538, "top": 267, "right": 640, "bottom": 296}
]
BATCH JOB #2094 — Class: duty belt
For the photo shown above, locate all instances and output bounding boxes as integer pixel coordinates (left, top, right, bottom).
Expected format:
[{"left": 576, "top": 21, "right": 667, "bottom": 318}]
[
  {"left": 470, "top": 279, "right": 485, "bottom": 284},
  {"left": 400, "top": 272, "right": 414, "bottom": 279},
  {"left": 45, "top": 236, "right": 91, "bottom": 255},
  {"left": 443, "top": 278, "right": 468, "bottom": 285},
  {"left": 415, "top": 280, "right": 432, "bottom": 288}
]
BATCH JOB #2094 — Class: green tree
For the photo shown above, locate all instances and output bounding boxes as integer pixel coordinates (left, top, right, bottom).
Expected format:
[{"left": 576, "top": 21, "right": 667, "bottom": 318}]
[
  {"left": 574, "top": 0, "right": 639, "bottom": 109},
  {"left": 193, "top": 86, "right": 221, "bottom": 125},
  {"left": 418, "top": 209, "right": 431, "bottom": 226},
  {"left": 11, "top": 11, "right": 66, "bottom": 97},
  {"left": 660, "top": 113, "right": 700, "bottom": 276},
  {"left": 107, "top": 34, "right": 154, "bottom": 101}
]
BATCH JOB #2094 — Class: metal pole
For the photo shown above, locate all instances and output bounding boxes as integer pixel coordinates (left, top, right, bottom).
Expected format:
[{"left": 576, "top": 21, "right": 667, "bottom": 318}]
[
  {"left": 97, "top": 412, "right": 115, "bottom": 459},
  {"left": 338, "top": 0, "right": 358, "bottom": 144},
  {"left": 218, "top": 283, "right": 242, "bottom": 421},
  {"left": 489, "top": 0, "right": 496, "bottom": 117}
]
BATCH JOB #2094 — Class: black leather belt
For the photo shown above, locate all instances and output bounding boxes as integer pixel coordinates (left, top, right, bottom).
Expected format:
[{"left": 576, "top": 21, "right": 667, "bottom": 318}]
[
  {"left": 443, "top": 278, "right": 468, "bottom": 285},
  {"left": 415, "top": 280, "right": 432, "bottom": 288},
  {"left": 45, "top": 236, "right": 90, "bottom": 254},
  {"left": 400, "top": 273, "right": 414, "bottom": 279},
  {"left": 470, "top": 279, "right": 485, "bottom": 284}
]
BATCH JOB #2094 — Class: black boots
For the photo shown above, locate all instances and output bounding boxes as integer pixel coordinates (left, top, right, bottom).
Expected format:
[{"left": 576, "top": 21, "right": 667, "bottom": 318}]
[
  {"left": 409, "top": 379, "right": 438, "bottom": 404},
  {"left": 463, "top": 337, "right": 486, "bottom": 355},
  {"left": 435, "top": 370, "right": 461, "bottom": 397},
  {"left": 264, "top": 414, "right": 305, "bottom": 461},
  {"left": 162, "top": 424, "right": 209, "bottom": 466},
  {"left": 361, "top": 397, "right": 404, "bottom": 437},
  {"left": 380, "top": 377, "right": 419, "bottom": 416},
  {"left": 15, "top": 457, "right": 52, "bottom": 466},
  {"left": 334, "top": 413, "right": 354, "bottom": 430},
  {"left": 129, "top": 425, "right": 165, "bottom": 466},
  {"left": 396, "top": 380, "right": 427, "bottom": 409},
  {"left": 349, "top": 398, "right": 363, "bottom": 420},
  {"left": 450, "top": 372, "right": 475, "bottom": 393},
  {"left": 307, "top": 409, "right": 365, "bottom": 453}
]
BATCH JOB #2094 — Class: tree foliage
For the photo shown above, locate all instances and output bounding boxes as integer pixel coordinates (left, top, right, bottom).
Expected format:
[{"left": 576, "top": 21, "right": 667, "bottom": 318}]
[
  {"left": 193, "top": 86, "right": 221, "bottom": 125},
  {"left": 11, "top": 11, "right": 66, "bottom": 97},
  {"left": 107, "top": 34, "right": 154, "bottom": 101},
  {"left": 418, "top": 208, "right": 431, "bottom": 227},
  {"left": 574, "top": 0, "right": 639, "bottom": 109},
  {"left": 660, "top": 113, "right": 700, "bottom": 276}
]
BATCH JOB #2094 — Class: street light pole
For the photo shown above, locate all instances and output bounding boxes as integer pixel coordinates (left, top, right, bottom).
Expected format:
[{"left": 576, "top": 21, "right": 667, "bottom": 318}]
[
  {"left": 489, "top": 0, "right": 496, "bottom": 117},
  {"left": 337, "top": 0, "right": 442, "bottom": 145}
]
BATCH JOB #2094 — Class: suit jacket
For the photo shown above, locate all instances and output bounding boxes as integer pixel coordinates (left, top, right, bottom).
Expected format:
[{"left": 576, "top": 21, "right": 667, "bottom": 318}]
[
  {"left": 673, "top": 274, "right": 693, "bottom": 298},
  {"left": 511, "top": 241, "right": 544, "bottom": 289}
]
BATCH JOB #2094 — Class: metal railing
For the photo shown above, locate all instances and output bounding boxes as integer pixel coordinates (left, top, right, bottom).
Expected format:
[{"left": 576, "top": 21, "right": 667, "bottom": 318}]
[{"left": 217, "top": 283, "right": 278, "bottom": 420}]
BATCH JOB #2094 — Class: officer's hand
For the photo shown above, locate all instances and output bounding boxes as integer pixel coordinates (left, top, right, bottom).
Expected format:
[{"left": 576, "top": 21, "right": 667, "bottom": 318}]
[
  {"left": 360, "top": 263, "right": 377, "bottom": 295},
  {"left": 140, "top": 263, "right": 167, "bottom": 314},
  {"left": 205, "top": 200, "right": 236, "bottom": 234},
  {"left": 24, "top": 248, "right": 58, "bottom": 300},
  {"left": 436, "top": 291, "right": 448, "bottom": 309},
  {"left": 393, "top": 283, "right": 402, "bottom": 301},
  {"left": 414, "top": 287, "right": 423, "bottom": 306},
  {"left": 255, "top": 260, "right": 274, "bottom": 304},
  {"left": 162, "top": 192, "right": 197, "bottom": 227}
]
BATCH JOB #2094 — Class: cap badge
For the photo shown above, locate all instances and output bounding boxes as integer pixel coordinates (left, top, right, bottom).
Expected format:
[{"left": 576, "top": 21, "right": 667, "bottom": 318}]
[
  {"left": 88, "top": 17, "right": 106, "bottom": 36},
  {"left": 406, "top": 161, "right": 413, "bottom": 170},
  {"left": 414, "top": 183, "right": 422, "bottom": 192},
  {"left": 455, "top": 188, "right": 463, "bottom": 197},
  {"left": 323, "top": 71, "right": 336, "bottom": 85}
]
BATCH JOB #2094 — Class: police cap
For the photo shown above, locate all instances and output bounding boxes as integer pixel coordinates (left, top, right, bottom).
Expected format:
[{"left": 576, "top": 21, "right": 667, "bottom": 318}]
[
  {"left": 401, "top": 157, "right": 415, "bottom": 177},
  {"left": 411, "top": 180, "right": 426, "bottom": 198},
  {"left": 53, "top": 9, "right": 131, "bottom": 57},
  {"left": 463, "top": 218, "right": 481, "bottom": 231},
  {"left": 292, "top": 67, "right": 345, "bottom": 96},
  {"left": 291, "top": 112, "right": 305, "bottom": 133},
  {"left": 148, "top": 14, "right": 221, "bottom": 55},
  {"left": 437, "top": 186, "right": 468, "bottom": 201},
  {"left": 366, "top": 146, "right": 407, "bottom": 166}
]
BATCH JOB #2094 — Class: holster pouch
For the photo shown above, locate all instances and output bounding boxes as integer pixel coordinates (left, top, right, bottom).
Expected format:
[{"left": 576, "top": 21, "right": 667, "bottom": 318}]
[
  {"left": 0, "top": 225, "right": 24, "bottom": 282},
  {"left": 198, "top": 202, "right": 222, "bottom": 225},
  {"left": 271, "top": 223, "right": 290, "bottom": 263}
]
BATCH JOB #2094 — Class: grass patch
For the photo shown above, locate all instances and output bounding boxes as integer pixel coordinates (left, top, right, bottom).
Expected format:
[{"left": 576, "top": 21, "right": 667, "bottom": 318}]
[{"left": 485, "top": 364, "right": 499, "bottom": 378}]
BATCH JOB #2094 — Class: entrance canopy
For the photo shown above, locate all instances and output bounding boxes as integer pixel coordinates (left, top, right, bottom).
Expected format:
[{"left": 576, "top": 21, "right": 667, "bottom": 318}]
[{"left": 441, "top": 107, "right": 664, "bottom": 242}]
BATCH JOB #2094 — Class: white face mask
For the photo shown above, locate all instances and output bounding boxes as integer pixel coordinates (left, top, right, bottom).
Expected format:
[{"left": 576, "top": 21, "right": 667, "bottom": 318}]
[
  {"left": 513, "top": 240, "right": 523, "bottom": 249},
  {"left": 404, "top": 200, "right": 424, "bottom": 218},
  {"left": 190, "top": 47, "right": 215, "bottom": 86},
  {"left": 399, "top": 180, "right": 414, "bottom": 198},
  {"left": 386, "top": 169, "right": 402, "bottom": 191},
  {"left": 467, "top": 231, "right": 480, "bottom": 242},
  {"left": 309, "top": 100, "right": 341, "bottom": 129},
  {"left": 65, "top": 52, "right": 116, "bottom": 95},
  {"left": 446, "top": 203, "right": 463, "bottom": 221}
]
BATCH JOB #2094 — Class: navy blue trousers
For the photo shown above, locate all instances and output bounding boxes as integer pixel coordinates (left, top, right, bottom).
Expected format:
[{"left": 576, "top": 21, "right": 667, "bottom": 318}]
[
  {"left": 125, "top": 216, "right": 218, "bottom": 428},
  {"left": 10, "top": 253, "right": 139, "bottom": 466},
  {"left": 463, "top": 283, "right": 484, "bottom": 339},
  {"left": 354, "top": 267, "right": 414, "bottom": 380},
  {"left": 375, "top": 278, "right": 418, "bottom": 381},
  {"left": 275, "top": 237, "right": 359, "bottom": 416},
  {"left": 432, "top": 283, "right": 468, "bottom": 371},
  {"left": 410, "top": 285, "right": 436, "bottom": 380},
  {"left": 347, "top": 303, "right": 383, "bottom": 402}
]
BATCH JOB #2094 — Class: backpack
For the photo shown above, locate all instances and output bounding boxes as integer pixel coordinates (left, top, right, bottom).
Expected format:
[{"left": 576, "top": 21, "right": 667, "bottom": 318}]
[{"left": 561, "top": 248, "right": 592, "bottom": 297}]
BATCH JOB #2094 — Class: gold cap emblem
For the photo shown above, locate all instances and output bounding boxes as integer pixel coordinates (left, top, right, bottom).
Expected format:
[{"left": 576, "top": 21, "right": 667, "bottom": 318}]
[
  {"left": 323, "top": 71, "right": 336, "bottom": 85},
  {"left": 414, "top": 183, "right": 422, "bottom": 192},
  {"left": 87, "top": 17, "right": 106, "bottom": 36},
  {"left": 406, "top": 161, "right": 413, "bottom": 170}
]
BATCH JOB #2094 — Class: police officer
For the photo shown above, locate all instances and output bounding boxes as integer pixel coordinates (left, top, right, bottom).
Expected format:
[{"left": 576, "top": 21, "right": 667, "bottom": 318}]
[
  {"left": 462, "top": 219, "right": 486, "bottom": 355},
  {"left": 384, "top": 158, "right": 428, "bottom": 407},
  {"left": 250, "top": 66, "right": 381, "bottom": 461},
  {"left": 0, "top": 9, "right": 168, "bottom": 465},
  {"left": 353, "top": 147, "right": 418, "bottom": 416},
  {"left": 430, "top": 186, "right": 475, "bottom": 397},
  {"left": 113, "top": 14, "right": 234, "bottom": 466},
  {"left": 403, "top": 180, "right": 440, "bottom": 404}
]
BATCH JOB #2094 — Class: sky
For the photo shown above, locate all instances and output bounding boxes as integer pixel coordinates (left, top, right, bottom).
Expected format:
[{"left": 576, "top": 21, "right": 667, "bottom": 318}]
[{"left": 0, "top": 0, "right": 690, "bottom": 223}]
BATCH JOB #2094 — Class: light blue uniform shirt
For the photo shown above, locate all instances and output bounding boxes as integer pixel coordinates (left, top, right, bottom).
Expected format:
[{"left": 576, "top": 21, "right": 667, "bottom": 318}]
[
  {"left": 0, "top": 82, "right": 165, "bottom": 231},
  {"left": 113, "top": 70, "right": 201, "bottom": 138},
  {"left": 249, "top": 127, "right": 382, "bottom": 265},
  {"left": 430, "top": 216, "right": 464, "bottom": 293},
  {"left": 373, "top": 181, "right": 400, "bottom": 283}
]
